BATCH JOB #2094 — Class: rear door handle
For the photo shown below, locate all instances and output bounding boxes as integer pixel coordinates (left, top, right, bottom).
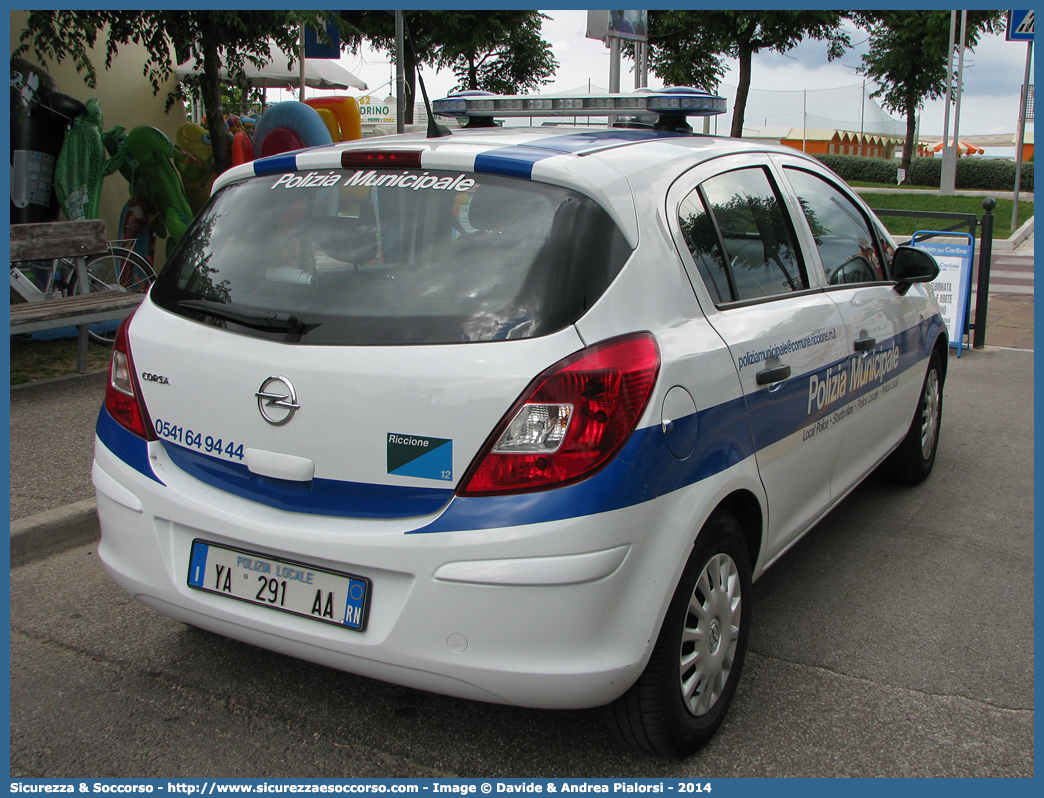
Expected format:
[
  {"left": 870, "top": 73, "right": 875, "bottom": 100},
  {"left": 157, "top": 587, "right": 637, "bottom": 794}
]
[
  {"left": 854, "top": 336, "right": 876, "bottom": 352},
  {"left": 755, "top": 365, "right": 791, "bottom": 386}
]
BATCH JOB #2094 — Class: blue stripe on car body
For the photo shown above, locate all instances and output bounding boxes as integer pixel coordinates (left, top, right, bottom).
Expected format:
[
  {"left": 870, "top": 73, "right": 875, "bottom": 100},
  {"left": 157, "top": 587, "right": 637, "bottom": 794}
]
[
  {"left": 252, "top": 154, "right": 299, "bottom": 176},
  {"left": 743, "top": 322, "right": 931, "bottom": 453},
  {"left": 98, "top": 310, "right": 942, "bottom": 528},
  {"left": 96, "top": 406, "right": 163, "bottom": 484},
  {"left": 473, "top": 129, "right": 686, "bottom": 179},
  {"left": 160, "top": 440, "right": 454, "bottom": 519}
]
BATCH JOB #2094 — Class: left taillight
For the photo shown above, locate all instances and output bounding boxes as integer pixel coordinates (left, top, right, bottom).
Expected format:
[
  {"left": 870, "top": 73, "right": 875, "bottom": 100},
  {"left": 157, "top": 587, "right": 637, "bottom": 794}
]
[
  {"left": 105, "top": 312, "right": 157, "bottom": 441},
  {"left": 457, "top": 333, "right": 660, "bottom": 497}
]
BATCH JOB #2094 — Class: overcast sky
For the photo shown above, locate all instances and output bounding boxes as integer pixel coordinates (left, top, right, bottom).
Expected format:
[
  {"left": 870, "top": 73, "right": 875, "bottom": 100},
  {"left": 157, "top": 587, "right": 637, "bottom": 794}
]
[{"left": 294, "top": 10, "right": 1033, "bottom": 153}]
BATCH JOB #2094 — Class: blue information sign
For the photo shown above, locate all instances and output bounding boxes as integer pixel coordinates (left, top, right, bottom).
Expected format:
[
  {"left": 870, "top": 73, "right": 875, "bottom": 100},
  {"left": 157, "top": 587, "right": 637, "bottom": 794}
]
[
  {"left": 305, "top": 19, "right": 341, "bottom": 58},
  {"left": 911, "top": 232, "right": 975, "bottom": 356}
]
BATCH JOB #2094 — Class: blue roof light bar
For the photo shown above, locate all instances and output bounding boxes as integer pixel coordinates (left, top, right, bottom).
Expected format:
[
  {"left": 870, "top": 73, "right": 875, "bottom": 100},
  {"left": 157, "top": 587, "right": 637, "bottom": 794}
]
[{"left": 432, "top": 87, "right": 727, "bottom": 120}]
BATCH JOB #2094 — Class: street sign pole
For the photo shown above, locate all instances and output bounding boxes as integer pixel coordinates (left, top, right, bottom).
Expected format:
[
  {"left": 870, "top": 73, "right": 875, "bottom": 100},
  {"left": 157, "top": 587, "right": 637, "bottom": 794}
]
[
  {"left": 940, "top": 12, "right": 957, "bottom": 193},
  {"left": 1012, "top": 42, "right": 1032, "bottom": 231},
  {"left": 942, "top": 12, "right": 969, "bottom": 195},
  {"left": 395, "top": 10, "right": 405, "bottom": 134},
  {"left": 1008, "top": 8, "right": 1034, "bottom": 231}
]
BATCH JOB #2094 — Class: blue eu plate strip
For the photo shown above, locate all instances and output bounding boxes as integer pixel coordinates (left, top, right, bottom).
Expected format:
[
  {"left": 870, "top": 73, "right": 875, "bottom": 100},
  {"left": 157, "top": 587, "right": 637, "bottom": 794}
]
[
  {"left": 188, "top": 541, "right": 209, "bottom": 587},
  {"left": 343, "top": 579, "right": 367, "bottom": 629}
]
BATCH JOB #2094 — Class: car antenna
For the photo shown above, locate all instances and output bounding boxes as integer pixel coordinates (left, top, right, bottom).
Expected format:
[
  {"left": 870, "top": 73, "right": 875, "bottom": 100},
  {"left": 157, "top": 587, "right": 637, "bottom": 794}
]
[{"left": 402, "top": 18, "right": 452, "bottom": 138}]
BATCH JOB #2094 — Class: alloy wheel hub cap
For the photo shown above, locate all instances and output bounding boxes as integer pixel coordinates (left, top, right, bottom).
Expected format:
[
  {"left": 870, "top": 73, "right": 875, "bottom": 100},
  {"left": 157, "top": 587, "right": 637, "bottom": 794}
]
[{"left": 708, "top": 618, "right": 722, "bottom": 654}]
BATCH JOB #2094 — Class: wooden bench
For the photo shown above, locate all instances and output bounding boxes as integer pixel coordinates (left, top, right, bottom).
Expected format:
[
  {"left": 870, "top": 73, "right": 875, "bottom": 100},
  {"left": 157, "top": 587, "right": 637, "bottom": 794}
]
[{"left": 10, "top": 220, "right": 145, "bottom": 372}]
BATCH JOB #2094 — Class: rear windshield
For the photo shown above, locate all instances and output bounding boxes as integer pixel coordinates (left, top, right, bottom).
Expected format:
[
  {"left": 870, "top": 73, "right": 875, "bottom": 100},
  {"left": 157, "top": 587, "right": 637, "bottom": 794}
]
[{"left": 151, "top": 167, "right": 632, "bottom": 345}]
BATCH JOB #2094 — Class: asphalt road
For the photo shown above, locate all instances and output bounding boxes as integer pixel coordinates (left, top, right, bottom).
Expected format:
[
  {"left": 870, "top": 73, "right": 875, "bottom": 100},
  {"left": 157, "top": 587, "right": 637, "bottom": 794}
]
[
  {"left": 10, "top": 370, "right": 107, "bottom": 522},
  {"left": 8, "top": 347, "right": 1033, "bottom": 778}
]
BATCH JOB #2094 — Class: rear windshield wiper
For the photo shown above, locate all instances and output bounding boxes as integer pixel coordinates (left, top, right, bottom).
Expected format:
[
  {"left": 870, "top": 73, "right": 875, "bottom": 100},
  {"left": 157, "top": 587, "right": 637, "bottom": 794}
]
[{"left": 177, "top": 299, "right": 309, "bottom": 333}]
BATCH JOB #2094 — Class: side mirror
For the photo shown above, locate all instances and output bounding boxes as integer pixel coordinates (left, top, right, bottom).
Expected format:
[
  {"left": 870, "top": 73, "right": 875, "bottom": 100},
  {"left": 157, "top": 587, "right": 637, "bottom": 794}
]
[{"left": 891, "top": 246, "right": 940, "bottom": 284}]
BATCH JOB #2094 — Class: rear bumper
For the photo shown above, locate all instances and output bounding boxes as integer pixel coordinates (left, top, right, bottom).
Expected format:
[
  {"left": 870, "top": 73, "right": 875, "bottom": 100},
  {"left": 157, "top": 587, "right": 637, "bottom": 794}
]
[{"left": 93, "top": 424, "right": 740, "bottom": 708}]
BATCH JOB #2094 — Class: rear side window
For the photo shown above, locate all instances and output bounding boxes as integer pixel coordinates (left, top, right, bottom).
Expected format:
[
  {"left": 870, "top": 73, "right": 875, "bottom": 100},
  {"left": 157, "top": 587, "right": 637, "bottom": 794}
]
[
  {"left": 151, "top": 169, "right": 631, "bottom": 345},
  {"left": 679, "top": 167, "right": 807, "bottom": 304}
]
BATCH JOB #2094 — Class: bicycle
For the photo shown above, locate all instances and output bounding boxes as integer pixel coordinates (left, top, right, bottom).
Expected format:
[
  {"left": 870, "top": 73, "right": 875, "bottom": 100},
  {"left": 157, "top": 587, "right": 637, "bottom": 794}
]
[{"left": 10, "top": 239, "right": 156, "bottom": 344}]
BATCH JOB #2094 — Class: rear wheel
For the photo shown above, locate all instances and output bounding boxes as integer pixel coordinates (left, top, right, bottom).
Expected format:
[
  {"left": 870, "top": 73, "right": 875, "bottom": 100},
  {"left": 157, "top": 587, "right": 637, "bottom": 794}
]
[
  {"left": 68, "top": 247, "right": 156, "bottom": 345},
  {"left": 881, "top": 349, "right": 943, "bottom": 484},
  {"left": 605, "top": 511, "right": 751, "bottom": 757}
]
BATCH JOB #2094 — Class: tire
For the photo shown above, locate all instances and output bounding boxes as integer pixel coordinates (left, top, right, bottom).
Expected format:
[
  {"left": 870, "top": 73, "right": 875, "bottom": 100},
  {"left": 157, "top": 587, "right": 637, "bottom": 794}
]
[
  {"left": 880, "top": 349, "right": 943, "bottom": 485},
  {"left": 605, "top": 511, "right": 752, "bottom": 757},
  {"left": 68, "top": 248, "right": 156, "bottom": 345}
]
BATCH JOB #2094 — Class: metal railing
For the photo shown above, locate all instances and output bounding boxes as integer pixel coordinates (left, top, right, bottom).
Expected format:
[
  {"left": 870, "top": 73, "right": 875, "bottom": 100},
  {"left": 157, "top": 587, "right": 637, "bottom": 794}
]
[{"left": 871, "top": 199, "right": 996, "bottom": 348}]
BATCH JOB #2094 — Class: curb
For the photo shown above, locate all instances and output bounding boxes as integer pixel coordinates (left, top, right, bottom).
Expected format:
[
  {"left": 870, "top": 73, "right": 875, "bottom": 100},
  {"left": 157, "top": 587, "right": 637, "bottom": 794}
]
[
  {"left": 10, "top": 367, "right": 109, "bottom": 392},
  {"left": 10, "top": 498, "right": 100, "bottom": 568},
  {"left": 991, "top": 217, "right": 1034, "bottom": 252}
]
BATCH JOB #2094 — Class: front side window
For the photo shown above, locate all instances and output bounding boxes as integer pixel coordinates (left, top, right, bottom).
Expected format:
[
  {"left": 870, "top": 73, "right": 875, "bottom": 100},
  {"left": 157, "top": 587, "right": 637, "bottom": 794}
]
[
  {"left": 784, "top": 168, "right": 887, "bottom": 285},
  {"left": 679, "top": 167, "right": 808, "bottom": 304},
  {"left": 151, "top": 169, "right": 632, "bottom": 345}
]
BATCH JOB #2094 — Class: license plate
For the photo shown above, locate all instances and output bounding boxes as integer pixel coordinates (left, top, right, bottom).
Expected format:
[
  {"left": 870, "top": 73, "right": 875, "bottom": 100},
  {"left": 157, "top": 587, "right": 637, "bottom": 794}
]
[{"left": 187, "top": 540, "right": 369, "bottom": 631}]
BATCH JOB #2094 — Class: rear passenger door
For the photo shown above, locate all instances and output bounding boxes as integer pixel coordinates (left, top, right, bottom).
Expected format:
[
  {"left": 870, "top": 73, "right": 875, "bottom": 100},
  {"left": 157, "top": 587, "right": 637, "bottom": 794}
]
[
  {"left": 778, "top": 162, "right": 929, "bottom": 495},
  {"left": 668, "top": 155, "right": 851, "bottom": 562}
]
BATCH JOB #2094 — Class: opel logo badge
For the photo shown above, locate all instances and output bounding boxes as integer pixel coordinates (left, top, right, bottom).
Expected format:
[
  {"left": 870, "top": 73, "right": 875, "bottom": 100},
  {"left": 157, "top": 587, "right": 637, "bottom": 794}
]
[
  {"left": 256, "top": 376, "right": 300, "bottom": 426},
  {"left": 708, "top": 618, "right": 722, "bottom": 654}
]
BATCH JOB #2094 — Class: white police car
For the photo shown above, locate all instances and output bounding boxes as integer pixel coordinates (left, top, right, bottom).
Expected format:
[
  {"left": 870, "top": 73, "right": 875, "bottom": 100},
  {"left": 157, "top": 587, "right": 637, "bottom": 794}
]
[{"left": 93, "top": 87, "right": 945, "bottom": 757}]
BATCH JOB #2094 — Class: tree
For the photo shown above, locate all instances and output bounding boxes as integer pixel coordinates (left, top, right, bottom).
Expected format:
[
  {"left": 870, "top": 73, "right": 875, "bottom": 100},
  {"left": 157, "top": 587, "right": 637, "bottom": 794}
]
[
  {"left": 15, "top": 10, "right": 354, "bottom": 175},
  {"left": 340, "top": 11, "right": 556, "bottom": 124},
  {"left": 645, "top": 11, "right": 851, "bottom": 138},
  {"left": 854, "top": 11, "right": 1005, "bottom": 179},
  {"left": 636, "top": 12, "right": 730, "bottom": 94},
  {"left": 429, "top": 12, "right": 557, "bottom": 95}
]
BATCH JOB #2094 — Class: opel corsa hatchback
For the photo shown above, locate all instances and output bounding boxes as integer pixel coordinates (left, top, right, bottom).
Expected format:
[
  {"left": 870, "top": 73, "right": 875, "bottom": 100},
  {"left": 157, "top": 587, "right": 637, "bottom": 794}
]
[{"left": 94, "top": 88, "right": 946, "bottom": 756}]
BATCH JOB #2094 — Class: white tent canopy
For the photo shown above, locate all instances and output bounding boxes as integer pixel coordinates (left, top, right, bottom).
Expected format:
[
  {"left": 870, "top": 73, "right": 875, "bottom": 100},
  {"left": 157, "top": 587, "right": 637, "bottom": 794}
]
[
  {"left": 175, "top": 41, "right": 367, "bottom": 91},
  {"left": 919, "top": 133, "right": 1030, "bottom": 149}
]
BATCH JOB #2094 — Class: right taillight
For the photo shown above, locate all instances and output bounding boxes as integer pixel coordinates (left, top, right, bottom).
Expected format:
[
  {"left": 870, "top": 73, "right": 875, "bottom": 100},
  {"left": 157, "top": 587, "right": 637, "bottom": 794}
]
[
  {"left": 105, "top": 312, "right": 157, "bottom": 441},
  {"left": 457, "top": 333, "right": 660, "bottom": 496}
]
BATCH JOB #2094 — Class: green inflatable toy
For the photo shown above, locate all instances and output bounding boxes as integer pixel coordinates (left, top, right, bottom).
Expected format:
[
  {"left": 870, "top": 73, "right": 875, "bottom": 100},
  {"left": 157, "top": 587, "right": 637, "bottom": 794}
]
[
  {"left": 53, "top": 98, "right": 126, "bottom": 221},
  {"left": 125, "top": 125, "right": 194, "bottom": 248}
]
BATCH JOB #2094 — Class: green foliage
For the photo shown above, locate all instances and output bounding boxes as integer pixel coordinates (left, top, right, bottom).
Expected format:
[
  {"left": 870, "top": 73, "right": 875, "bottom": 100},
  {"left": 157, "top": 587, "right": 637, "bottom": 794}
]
[
  {"left": 644, "top": 11, "right": 850, "bottom": 137},
  {"left": 430, "top": 12, "right": 557, "bottom": 94},
  {"left": 221, "top": 83, "right": 265, "bottom": 117},
  {"left": 853, "top": 10, "right": 1005, "bottom": 174},
  {"left": 636, "top": 11, "right": 729, "bottom": 91},
  {"left": 908, "top": 157, "right": 1034, "bottom": 193},
  {"left": 814, "top": 154, "right": 1034, "bottom": 192},
  {"left": 340, "top": 11, "right": 556, "bottom": 124},
  {"left": 815, "top": 154, "right": 902, "bottom": 185},
  {"left": 15, "top": 10, "right": 353, "bottom": 174},
  {"left": 863, "top": 194, "right": 1029, "bottom": 238}
]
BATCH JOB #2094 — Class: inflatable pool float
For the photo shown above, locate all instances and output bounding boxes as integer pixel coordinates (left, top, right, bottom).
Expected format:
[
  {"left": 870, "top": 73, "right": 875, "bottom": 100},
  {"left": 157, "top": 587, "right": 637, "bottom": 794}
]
[
  {"left": 254, "top": 102, "right": 333, "bottom": 158},
  {"left": 304, "top": 96, "right": 362, "bottom": 142},
  {"left": 231, "top": 130, "right": 254, "bottom": 167}
]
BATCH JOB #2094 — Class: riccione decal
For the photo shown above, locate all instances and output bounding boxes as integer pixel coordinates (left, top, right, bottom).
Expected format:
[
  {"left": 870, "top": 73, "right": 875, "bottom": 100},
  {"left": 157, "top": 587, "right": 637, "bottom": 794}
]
[{"left": 388, "top": 433, "right": 453, "bottom": 482}]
